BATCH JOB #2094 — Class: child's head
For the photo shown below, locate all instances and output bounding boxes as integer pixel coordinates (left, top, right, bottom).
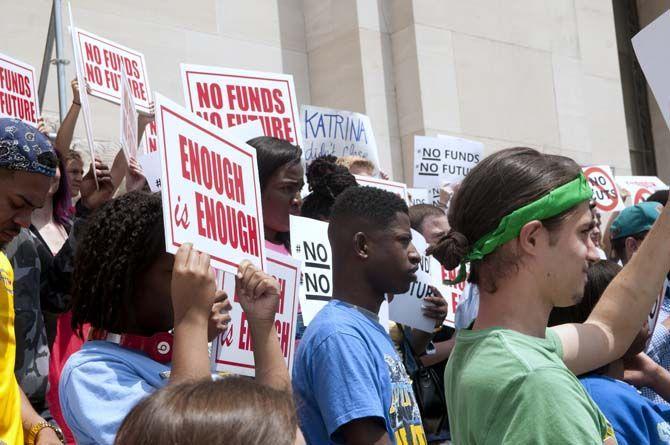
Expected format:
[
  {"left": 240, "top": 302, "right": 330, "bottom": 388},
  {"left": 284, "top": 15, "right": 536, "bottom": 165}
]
[
  {"left": 71, "top": 191, "right": 172, "bottom": 336},
  {"left": 115, "top": 377, "right": 303, "bottom": 445}
]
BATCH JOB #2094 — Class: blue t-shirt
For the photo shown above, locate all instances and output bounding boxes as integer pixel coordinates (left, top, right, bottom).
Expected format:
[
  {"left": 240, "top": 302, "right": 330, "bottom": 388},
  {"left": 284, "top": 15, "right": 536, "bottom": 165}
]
[
  {"left": 581, "top": 374, "right": 670, "bottom": 445},
  {"left": 59, "top": 340, "right": 170, "bottom": 445},
  {"left": 292, "top": 300, "right": 426, "bottom": 445}
]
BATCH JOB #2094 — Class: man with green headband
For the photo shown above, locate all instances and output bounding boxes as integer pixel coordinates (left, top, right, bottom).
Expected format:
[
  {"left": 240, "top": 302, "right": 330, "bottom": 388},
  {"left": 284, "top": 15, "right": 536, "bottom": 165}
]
[{"left": 429, "top": 147, "right": 670, "bottom": 444}]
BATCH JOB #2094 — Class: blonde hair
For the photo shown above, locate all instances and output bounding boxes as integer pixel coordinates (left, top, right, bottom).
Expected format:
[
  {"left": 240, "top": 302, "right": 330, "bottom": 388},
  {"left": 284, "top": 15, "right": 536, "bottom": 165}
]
[{"left": 336, "top": 156, "right": 375, "bottom": 175}]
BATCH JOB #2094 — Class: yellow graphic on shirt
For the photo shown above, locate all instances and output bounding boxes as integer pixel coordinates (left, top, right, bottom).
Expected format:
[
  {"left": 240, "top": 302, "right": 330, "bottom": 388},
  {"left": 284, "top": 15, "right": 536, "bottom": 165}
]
[
  {"left": 385, "top": 354, "right": 427, "bottom": 445},
  {"left": 0, "top": 252, "right": 22, "bottom": 444}
]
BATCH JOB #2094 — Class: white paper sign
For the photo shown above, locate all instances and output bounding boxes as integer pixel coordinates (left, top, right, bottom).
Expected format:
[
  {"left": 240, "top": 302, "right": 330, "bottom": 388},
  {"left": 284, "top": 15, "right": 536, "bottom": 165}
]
[
  {"left": 583, "top": 165, "right": 625, "bottom": 212},
  {"left": 155, "top": 92, "right": 265, "bottom": 274},
  {"left": 211, "top": 250, "right": 301, "bottom": 376},
  {"left": 181, "top": 64, "right": 303, "bottom": 147},
  {"left": 388, "top": 230, "right": 438, "bottom": 332},
  {"left": 120, "top": 71, "right": 138, "bottom": 161},
  {"left": 141, "top": 121, "right": 157, "bottom": 154},
  {"left": 138, "top": 151, "right": 161, "bottom": 192},
  {"left": 632, "top": 11, "right": 670, "bottom": 130},
  {"left": 290, "top": 215, "right": 332, "bottom": 325},
  {"left": 354, "top": 175, "right": 409, "bottom": 203},
  {"left": 0, "top": 52, "right": 40, "bottom": 125},
  {"left": 407, "top": 188, "right": 431, "bottom": 206},
  {"left": 69, "top": 5, "right": 97, "bottom": 187},
  {"left": 616, "top": 176, "right": 668, "bottom": 205},
  {"left": 301, "top": 105, "right": 380, "bottom": 167},
  {"left": 72, "top": 26, "right": 152, "bottom": 112},
  {"left": 413, "top": 135, "right": 483, "bottom": 189}
]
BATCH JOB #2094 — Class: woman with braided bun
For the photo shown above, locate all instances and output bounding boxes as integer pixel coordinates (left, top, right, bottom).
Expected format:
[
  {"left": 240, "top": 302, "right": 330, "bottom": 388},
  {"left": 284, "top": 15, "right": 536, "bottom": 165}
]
[
  {"left": 301, "top": 155, "right": 358, "bottom": 221},
  {"left": 428, "top": 147, "right": 670, "bottom": 444}
]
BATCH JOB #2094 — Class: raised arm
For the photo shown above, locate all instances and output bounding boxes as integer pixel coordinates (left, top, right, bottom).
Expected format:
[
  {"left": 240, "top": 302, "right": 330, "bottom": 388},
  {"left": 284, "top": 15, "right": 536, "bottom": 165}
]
[
  {"left": 53, "top": 79, "right": 82, "bottom": 159},
  {"left": 553, "top": 202, "right": 670, "bottom": 375},
  {"left": 236, "top": 260, "right": 289, "bottom": 391}
]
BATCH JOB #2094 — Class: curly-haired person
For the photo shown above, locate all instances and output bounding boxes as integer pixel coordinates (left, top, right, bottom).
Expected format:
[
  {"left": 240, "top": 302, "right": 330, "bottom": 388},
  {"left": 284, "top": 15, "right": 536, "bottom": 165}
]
[
  {"left": 58, "top": 191, "right": 282, "bottom": 445},
  {"left": 301, "top": 155, "right": 358, "bottom": 221}
]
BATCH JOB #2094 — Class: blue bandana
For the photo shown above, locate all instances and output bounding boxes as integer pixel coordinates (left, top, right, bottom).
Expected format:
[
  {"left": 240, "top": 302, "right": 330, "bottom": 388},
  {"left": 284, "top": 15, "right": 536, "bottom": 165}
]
[{"left": 0, "top": 118, "right": 57, "bottom": 177}]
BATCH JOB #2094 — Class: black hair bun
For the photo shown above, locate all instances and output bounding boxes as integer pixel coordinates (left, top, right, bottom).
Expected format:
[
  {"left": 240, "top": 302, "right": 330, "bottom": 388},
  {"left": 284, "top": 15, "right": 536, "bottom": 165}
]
[{"left": 427, "top": 230, "right": 469, "bottom": 270}]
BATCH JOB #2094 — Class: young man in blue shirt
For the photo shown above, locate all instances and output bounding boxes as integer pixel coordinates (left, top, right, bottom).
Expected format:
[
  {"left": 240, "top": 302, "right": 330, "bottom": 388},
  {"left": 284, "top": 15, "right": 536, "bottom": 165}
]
[{"left": 292, "top": 186, "right": 428, "bottom": 445}]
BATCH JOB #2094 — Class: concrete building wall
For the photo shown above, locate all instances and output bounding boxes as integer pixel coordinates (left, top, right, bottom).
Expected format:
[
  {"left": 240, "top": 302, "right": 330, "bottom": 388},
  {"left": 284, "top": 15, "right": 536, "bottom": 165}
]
[{"left": 4, "top": 0, "right": 635, "bottom": 183}]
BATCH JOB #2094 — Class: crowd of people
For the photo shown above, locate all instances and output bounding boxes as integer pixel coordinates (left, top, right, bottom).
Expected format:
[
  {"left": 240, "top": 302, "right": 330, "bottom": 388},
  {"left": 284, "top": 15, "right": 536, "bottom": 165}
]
[{"left": 2, "top": 76, "right": 670, "bottom": 445}]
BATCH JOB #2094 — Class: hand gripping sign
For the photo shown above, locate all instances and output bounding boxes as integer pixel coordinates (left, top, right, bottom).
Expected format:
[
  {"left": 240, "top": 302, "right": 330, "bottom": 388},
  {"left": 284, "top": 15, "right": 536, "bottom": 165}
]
[
  {"left": 583, "top": 165, "right": 625, "bottom": 212},
  {"left": 181, "top": 64, "right": 303, "bottom": 147},
  {"left": 211, "top": 250, "right": 301, "bottom": 376},
  {"left": 72, "top": 27, "right": 152, "bottom": 113},
  {"left": 354, "top": 175, "right": 409, "bottom": 203},
  {"left": 0, "top": 52, "right": 40, "bottom": 126},
  {"left": 155, "top": 93, "right": 265, "bottom": 274}
]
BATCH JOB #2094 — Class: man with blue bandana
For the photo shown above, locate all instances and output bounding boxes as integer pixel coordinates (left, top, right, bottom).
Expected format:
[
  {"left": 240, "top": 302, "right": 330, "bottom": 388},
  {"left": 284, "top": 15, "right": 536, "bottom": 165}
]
[{"left": 0, "top": 118, "right": 65, "bottom": 444}]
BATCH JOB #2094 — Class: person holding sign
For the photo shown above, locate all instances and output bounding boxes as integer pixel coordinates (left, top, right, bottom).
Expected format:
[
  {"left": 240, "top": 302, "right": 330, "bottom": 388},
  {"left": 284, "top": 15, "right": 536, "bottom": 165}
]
[
  {"left": 114, "top": 260, "right": 301, "bottom": 445},
  {"left": 293, "top": 186, "right": 427, "bottom": 445},
  {"left": 58, "top": 192, "right": 241, "bottom": 445},
  {"left": 428, "top": 147, "right": 670, "bottom": 444}
]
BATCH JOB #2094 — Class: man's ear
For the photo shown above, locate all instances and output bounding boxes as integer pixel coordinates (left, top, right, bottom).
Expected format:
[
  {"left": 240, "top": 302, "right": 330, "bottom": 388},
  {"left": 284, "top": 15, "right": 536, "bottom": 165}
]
[
  {"left": 625, "top": 236, "right": 640, "bottom": 255},
  {"left": 517, "top": 220, "right": 545, "bottom": 256},
  {"left": 353, "top": 232, "right": 368, "bottom": 259}
]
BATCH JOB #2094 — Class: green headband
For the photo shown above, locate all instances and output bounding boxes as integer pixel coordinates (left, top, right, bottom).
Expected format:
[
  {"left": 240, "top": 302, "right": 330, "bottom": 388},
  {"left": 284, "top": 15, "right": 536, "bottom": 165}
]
[{"left": 446, "top": 173, "right": 593, "bottom": 284}]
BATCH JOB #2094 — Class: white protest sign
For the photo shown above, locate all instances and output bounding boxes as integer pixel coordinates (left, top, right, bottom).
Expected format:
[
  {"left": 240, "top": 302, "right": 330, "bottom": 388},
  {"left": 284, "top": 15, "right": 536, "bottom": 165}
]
[
  {"left": 120, "top": 71, "right": 138, "bottom": 161},
  {"left": 583, "top": 165, "right": 625, "bottom": 212},
  {"left": 413, "top": 135, "right": 483, "bottom": 189},
  {"left": 616, "top": 176, "right": 667, "bottom": 205},
  {"left": 290, "top": 215, "right": 332, "bottom": 325},
  {"left": 138, "top": 151, "right": 161, "bottom": 192},
  {"left": 72, "top": 27, "right": 152, "bottom": 112},
  {"left": 212, "top": 250, "right": 301, "bottom": 376},
  {"left": 407, "top": 188, "right": 431, "bottom": 206},
  {"left": 0, "top": 53, "right": 40, "bottom": 126},
  {"left": 632, "top": 11, "right": 670, "bottom": 130},
  {"left": 388, "top": 230, "right": 438, "bottom": 332},
  {"left": 144, "top": 121, "right": 264, "bottom": 193},
  {"left": 155, "top": 92, "right": 265, "bottom": 274},
  {"left": 69, "top": 5, "right": 97, "bottom": 187},
  {"left": 181, "top": 64, "right": 303, "bottom": 146},
  {"left": 435, "top": 265, "right": 470, "bottom": 328},
  {"left": 301, "top": 105, "right": 379, "bottom": 167},
  {"left": 354, "top": 174, "right": 409, "bottom": 203}
]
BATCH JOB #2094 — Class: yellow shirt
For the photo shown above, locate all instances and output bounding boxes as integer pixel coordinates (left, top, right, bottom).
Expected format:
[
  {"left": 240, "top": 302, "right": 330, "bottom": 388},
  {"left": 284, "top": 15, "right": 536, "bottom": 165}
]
[{"left": 0, "top": 252, "right": 22, "bottom": 444}]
